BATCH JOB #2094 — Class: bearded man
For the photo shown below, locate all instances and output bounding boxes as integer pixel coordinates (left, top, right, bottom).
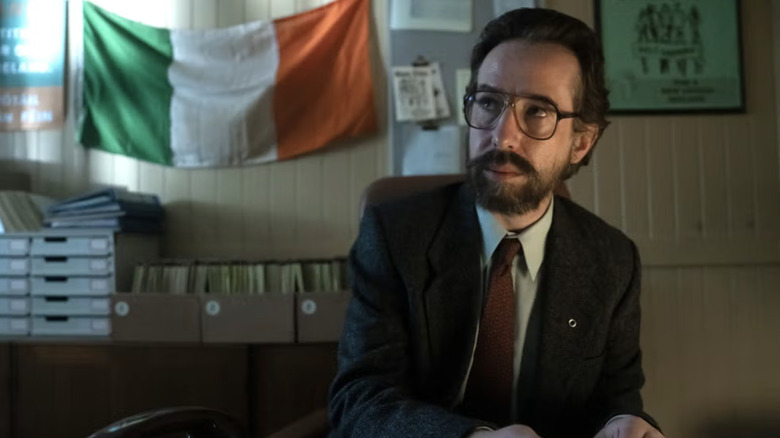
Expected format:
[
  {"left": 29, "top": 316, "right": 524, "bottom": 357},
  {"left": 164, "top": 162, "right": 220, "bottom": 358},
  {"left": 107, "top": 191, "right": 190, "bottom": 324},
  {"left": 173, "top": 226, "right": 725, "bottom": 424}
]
[{"left": 329, "top": 8, "right": 664, "bottom": 438}]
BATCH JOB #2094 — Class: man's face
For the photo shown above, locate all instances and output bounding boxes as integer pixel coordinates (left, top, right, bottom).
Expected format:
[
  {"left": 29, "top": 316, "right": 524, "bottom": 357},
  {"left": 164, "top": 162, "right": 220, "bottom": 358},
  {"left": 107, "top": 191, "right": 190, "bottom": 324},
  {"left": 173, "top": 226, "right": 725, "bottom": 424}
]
[{"left": 467, "top": 40, "right": 595, "bottom": 215}]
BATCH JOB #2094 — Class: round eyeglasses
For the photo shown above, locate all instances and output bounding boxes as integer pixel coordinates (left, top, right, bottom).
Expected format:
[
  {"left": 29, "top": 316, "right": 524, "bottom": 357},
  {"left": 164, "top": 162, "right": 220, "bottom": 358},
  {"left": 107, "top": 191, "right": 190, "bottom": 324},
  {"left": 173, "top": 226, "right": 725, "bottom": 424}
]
[{"left": 463, "top": 91, "right": 579, "bottom": 141}]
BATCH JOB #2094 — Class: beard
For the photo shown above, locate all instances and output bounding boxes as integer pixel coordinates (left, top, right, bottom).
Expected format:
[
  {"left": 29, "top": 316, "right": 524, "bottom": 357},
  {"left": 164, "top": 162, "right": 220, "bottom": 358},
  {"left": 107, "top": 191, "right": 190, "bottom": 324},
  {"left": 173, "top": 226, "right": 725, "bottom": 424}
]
[{"left": 466, "top": 149, "right": 570, "bottom": 215}]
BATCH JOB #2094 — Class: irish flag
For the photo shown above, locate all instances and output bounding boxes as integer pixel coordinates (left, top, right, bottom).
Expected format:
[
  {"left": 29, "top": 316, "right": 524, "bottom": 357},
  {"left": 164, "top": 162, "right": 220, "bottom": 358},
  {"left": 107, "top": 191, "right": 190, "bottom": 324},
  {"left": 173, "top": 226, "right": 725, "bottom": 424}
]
[{"left": 78, "top": 0, "right": 377, "bottom": 167}]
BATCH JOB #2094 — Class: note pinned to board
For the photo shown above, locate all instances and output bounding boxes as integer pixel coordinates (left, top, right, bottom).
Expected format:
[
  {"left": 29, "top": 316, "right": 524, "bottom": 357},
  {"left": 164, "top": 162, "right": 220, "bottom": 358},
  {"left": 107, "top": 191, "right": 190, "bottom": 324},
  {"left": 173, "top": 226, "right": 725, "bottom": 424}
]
[
  {"left": 391, "top": 0, "right": 472, "bottom": 32},
  {"left": 392, "top": 63, "right": 450, "bottom": 122},
  {"left": 401, "top": 125, "right": 464, "bottom": 176}
]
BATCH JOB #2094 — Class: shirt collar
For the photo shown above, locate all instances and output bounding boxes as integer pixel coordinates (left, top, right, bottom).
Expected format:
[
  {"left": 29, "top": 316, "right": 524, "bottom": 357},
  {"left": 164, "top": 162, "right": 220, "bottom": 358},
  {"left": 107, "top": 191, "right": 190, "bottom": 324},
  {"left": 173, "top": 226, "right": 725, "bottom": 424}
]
[{"left": 475, "top": 198, "right": 554, "bottom": 282}]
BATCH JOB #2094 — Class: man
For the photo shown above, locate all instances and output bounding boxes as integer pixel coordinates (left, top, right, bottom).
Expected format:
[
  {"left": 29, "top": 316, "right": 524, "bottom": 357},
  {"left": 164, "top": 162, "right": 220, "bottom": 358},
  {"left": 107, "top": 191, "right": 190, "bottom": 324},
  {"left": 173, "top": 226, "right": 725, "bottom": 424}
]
[{"left": 329, "top": 8, "right": 664, "bottom": 438}]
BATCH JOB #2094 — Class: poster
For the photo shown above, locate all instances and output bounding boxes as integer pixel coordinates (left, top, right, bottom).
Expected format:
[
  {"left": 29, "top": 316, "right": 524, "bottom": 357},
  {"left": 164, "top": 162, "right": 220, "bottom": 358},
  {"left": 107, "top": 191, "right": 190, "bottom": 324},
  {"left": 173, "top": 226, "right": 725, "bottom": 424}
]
[
  {"left": 597, "top": 0, "right": 743, "bottom": 113},
  {"left": 0, "top": 0, "right": 66, "bottom": 130}
]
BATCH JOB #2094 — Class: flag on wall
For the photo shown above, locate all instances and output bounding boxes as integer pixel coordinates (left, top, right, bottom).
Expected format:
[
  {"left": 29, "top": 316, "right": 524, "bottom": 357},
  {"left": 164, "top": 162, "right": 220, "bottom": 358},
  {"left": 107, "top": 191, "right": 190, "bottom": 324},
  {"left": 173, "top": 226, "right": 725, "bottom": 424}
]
[{"left": 78, "top": 0, "right": 377, "bottom": 167}]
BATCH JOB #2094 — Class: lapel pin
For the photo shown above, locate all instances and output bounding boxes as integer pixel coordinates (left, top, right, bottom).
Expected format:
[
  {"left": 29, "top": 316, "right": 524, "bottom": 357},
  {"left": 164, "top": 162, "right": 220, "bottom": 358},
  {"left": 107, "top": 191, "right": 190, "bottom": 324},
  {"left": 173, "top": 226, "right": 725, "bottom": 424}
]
[{"left": 568, "top": 318, "right": 577, "bottom": 328}]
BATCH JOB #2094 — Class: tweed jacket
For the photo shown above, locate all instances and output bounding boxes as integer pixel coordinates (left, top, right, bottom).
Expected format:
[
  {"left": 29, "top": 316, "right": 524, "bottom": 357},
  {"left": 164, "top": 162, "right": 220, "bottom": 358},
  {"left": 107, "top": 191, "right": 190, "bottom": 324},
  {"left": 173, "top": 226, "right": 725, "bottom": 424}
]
[{"left": 328, "top": 182, "right": 656, "bottom": 438}]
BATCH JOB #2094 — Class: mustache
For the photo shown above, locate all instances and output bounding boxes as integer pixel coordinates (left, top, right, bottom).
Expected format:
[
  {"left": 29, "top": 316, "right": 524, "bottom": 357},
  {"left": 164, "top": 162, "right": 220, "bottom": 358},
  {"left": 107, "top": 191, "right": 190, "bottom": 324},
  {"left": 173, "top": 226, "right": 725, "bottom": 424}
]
[{"left": 467, "top": 149, "right": 536, "bottom": 175}]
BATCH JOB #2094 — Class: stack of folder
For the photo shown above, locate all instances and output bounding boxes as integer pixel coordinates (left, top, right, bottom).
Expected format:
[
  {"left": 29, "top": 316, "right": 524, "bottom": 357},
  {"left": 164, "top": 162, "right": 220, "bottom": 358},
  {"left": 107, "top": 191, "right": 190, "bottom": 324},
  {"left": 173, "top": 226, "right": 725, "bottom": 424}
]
[{"left": 43, "top": 188, "right": 164, "bottom": 233}]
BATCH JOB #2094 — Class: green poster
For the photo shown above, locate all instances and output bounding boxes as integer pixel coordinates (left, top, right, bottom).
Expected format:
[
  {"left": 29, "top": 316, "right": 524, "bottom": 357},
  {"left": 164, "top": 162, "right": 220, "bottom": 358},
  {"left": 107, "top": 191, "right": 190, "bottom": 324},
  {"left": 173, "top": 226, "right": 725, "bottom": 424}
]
[
  {"left": 0, "top": 0, "right": 66, "bottom": 130},
  {"left": 597, "top": 0, "right": 743, "bottom": 113}
]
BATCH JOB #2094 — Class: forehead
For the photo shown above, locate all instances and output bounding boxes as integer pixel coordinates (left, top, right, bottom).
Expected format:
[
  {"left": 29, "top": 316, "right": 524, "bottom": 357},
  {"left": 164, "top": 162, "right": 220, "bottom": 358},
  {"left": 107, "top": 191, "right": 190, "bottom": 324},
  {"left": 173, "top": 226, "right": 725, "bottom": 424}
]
[{"left": 476, "top": 40, "right": 581, "bottom": 109}]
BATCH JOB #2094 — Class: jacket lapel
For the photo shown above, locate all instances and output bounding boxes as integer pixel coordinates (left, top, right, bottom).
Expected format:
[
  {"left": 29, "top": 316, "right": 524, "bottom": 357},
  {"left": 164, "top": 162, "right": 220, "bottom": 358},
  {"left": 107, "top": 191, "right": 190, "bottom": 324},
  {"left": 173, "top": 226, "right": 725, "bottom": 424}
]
[
  {"left": 423, "top": 184, "right": 483, "bottom": 406},
  {"left": 535, "top": 199, "right": 603, "bottom": 398}
]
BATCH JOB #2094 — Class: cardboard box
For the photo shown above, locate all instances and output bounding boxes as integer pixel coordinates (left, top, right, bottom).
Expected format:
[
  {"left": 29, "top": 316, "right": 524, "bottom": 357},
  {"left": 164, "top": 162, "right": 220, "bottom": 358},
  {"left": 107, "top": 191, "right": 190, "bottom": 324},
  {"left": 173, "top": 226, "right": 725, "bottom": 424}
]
[
  {"left": 296, "top": 291, "right": 351, "bottom": 343},
  {"left": 200, "top": 294, "right": 295, "bottom": 344},
  {"left": 111, "top": 293, "right": 200, "bottom": 343}
]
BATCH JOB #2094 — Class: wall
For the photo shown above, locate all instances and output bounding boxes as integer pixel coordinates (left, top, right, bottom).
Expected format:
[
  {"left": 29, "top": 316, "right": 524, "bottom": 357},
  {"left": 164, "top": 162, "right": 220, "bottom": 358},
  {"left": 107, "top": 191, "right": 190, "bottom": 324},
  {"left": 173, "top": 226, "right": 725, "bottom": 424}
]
[
  {"left": 0, "top": 0, "right": 778, "bottom": 437},
  {"left": 0, "top": 0, "right": 390, "bottom": 260},
  {"left": 551, "top": 1, "right": 780, "bottom": 437}
]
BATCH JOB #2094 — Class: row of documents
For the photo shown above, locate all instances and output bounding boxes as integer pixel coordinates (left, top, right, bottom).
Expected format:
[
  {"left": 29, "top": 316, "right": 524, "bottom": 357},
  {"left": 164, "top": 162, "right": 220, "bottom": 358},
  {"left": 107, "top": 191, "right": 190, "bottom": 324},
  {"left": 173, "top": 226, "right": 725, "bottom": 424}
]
[{"left": 131, "top": 258, "right": 349, "bottom": 295}]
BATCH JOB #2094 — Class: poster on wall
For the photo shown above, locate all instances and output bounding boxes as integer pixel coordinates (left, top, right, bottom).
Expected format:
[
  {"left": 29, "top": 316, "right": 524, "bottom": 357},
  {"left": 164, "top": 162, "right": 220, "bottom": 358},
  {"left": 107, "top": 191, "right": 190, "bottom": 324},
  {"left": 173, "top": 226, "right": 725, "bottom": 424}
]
[
  {"left": 0, "top": 0, "right": 66, "bottom": 131},
  {"left": 596, "top": 0, "right": 744, "bottom": 113}
]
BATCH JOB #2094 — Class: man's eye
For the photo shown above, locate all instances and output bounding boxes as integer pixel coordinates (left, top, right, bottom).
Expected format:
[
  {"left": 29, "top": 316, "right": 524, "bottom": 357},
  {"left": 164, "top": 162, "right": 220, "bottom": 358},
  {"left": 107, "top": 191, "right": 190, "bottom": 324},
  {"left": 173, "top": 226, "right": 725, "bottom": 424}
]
[
  {"left": 476, "top": 96, "right": 501, "bottom": 111},
  {"left": 525, "top": 105, "right": 551, "bottom": 118}
]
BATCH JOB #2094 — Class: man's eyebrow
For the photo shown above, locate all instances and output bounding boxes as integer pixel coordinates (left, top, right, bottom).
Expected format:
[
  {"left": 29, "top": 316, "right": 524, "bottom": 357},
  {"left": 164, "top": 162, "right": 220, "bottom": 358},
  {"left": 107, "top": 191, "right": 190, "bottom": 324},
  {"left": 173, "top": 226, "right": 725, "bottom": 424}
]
[{"left": 474, "top": 84, "right": 561, "bottom": 109}]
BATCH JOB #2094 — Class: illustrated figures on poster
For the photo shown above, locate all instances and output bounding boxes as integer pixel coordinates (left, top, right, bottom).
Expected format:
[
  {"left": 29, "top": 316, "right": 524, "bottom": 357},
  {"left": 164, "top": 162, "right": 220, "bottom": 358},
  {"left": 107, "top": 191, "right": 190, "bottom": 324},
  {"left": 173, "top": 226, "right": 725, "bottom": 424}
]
[{"left": 633, "top": 2, "right": 704, "bottom": 76}]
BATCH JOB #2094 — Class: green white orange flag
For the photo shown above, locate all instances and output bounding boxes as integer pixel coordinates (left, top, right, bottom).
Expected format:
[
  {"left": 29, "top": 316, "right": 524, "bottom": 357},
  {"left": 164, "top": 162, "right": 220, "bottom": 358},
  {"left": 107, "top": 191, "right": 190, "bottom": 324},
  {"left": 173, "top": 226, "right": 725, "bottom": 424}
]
[{"left": 78, "top": 0, "right": 377, "bottom": 167}]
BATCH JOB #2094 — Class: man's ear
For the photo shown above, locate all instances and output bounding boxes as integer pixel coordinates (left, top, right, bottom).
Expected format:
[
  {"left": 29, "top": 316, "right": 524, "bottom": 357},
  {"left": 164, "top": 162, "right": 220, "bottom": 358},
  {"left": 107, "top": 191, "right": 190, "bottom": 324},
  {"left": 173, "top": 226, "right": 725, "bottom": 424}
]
[{"left": 570, "top": 124, "right": 599, "bottom": 164}]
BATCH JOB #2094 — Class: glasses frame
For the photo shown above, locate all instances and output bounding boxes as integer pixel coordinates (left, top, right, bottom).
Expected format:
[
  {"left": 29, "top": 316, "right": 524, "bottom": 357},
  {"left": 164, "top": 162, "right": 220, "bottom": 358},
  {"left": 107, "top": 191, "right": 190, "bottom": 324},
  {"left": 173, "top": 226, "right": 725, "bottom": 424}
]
[{"left": 463, "top": 91, "right": 579, "bottom": 141}]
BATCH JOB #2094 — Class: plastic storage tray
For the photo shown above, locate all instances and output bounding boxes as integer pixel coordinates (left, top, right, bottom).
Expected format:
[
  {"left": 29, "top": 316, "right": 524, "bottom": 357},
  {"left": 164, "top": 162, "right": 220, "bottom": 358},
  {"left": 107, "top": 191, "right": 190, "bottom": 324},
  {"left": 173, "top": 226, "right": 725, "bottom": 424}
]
[
  {"left": 30, "top": 235, "right": 113, "bottom": 256},
  {"left": 31, "top": 316, "right": 111, "bottom": 336},
  {"left": 0, "top": 277, "right": 28, "bottom": 295},
  {"left": 32, "top": 296, "right": 110, "bottom": 316},
  {"left": 0, "top": 258, "right": 29, "bottom": 276},
  {"left": 0, "top": 297, "right": 29, "bottom": 315},
  {"left": 0, "top": 317, "right": 29, "bottom": 335},
  {"left": 0, "top": 236, "right": 30, "bottom": 256},
  {"left": 30, "top": 256, "right": 113, "bottom": 276},
  {"left": 30, "top": 276, "right": 113, "bottom": 296}
]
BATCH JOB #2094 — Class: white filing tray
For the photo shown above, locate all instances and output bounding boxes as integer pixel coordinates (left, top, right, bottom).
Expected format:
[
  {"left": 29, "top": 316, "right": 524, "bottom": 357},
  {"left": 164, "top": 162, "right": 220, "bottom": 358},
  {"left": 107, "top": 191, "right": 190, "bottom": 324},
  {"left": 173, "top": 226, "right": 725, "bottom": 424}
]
[
  {"left": 30, "top": 256, "right": 113, "bottom": 276},
  {"left": 32, "top": 316, "right": 111, "bottom": 336},
  {"left": 32, "top": 296, "right": 110, "bottom": 316},
  {"left": 30, "top": 235, "right": 113, "bottom": 256},
  {"left": 0, "top": 277, "right": 29, "bottom": 295},
  {"left": 0, "top": 258, "right": 29, "bottom": 276},
  {"left": 0, "top": 317, "right": 30, "bottom": 335},
  {"left": 30, "top": 276, "right": 113, "bottom": 296},
  {"left": 0, "top": 236, "right": 30, "bottom": 256},
  {"left": 0, "top": 297, "right": 29, "bottom": 315}
]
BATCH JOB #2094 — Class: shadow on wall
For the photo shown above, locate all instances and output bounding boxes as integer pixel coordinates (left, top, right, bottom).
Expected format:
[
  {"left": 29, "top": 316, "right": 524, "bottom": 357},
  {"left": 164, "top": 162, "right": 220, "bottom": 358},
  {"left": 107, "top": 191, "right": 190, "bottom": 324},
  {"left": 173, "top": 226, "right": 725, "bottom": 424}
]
[
  {"left": 166, "top": 199, "right": 353, "bottom": 260},
  {"left": 694, "top": 411, "right": 780, "bottom": 438}
]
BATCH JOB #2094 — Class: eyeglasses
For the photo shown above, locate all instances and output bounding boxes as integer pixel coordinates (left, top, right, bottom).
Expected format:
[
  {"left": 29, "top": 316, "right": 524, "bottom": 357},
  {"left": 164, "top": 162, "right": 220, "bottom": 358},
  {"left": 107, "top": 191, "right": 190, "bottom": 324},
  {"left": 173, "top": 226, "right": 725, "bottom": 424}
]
[{"left": 463, "top": 91, "right": 579, "bottom": 140}]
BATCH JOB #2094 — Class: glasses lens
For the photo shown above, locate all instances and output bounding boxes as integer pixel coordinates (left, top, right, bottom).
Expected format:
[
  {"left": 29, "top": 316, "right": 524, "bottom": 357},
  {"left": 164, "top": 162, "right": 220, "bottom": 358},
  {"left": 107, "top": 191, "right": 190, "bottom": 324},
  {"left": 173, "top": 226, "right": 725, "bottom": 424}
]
[
  {"left": 466, "top": 92, "right": 506, "bottom": 129},
  {"left": 514, "top": 98, "right": 558, "bottom": 140}
]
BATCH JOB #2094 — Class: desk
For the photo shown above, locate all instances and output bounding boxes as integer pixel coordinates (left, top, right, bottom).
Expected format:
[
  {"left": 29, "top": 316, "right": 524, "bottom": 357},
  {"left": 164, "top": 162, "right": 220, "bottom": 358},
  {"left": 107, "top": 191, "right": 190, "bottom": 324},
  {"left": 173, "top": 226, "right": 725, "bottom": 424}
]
[{"left": 0, "top": 342, "right": 337, "bottom": 438}]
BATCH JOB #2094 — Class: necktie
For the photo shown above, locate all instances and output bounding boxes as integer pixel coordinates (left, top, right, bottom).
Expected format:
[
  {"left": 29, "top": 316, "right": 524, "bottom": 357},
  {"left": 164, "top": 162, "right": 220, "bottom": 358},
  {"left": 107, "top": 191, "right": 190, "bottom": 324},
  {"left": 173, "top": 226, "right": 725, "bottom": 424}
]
[{"left": 462, "top": 237, "right": 522, "bottom": 425}]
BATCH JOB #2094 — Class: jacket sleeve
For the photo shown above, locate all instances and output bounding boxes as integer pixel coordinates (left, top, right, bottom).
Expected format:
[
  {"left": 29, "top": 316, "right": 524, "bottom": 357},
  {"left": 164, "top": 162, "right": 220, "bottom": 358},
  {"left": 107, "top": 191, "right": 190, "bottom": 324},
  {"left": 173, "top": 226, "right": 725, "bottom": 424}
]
[
  {"left": 328, "top": 206, "right": 490, "bottom": 438},
  {"left": 589, "top": 241, "right": 660, "bottom": 433}
]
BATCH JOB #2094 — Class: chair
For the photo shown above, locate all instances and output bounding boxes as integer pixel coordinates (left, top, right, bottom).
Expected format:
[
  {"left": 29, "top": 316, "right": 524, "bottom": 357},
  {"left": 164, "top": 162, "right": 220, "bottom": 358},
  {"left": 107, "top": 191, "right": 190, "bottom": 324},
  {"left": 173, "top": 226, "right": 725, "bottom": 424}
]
[
  {"left": 87, "top": 175, "right": 569, "bottom": 438},
  {"left": 86, "top": 406, "right": 246, "bottom": 438}
]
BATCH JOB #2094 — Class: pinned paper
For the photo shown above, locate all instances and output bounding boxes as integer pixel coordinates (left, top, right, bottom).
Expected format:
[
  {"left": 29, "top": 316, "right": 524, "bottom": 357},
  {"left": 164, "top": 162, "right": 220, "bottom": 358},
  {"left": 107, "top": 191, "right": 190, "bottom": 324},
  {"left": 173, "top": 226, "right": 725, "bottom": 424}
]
[
  {"left": 494, "top": 0, "right": 541, "bottom": 17},
  {"left": 393, "top": 63, "right": 450, "bottom": 122},
  {"left": 402, "top": 125, "right": 464, "bottom": 175}
]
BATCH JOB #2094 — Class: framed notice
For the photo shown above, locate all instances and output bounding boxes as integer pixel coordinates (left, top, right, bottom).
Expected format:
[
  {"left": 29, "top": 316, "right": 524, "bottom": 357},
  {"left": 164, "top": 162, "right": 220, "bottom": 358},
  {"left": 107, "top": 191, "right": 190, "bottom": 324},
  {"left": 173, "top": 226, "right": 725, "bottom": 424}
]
[
  {"left": 596, "top": 0, "right": 744, "bottom": 113},
  {"left": 0, "top": 0, "right": 66, "bottom": 130}
]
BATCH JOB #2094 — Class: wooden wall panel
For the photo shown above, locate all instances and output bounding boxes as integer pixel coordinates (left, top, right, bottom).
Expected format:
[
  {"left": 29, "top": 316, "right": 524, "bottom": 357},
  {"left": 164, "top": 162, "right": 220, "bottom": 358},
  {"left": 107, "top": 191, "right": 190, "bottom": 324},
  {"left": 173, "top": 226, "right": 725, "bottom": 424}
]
[
  {"left": 251, "top": 343, "right": 338, "bottom": 436},
  {"left": 14, "top": 344, "right": 249, "bottom": 438},
  {"left": 0, "top": 345, "right": 10, "bottom": 438},
  {"left": 641, "top": 266, "right": 780, "bottom": 438}
]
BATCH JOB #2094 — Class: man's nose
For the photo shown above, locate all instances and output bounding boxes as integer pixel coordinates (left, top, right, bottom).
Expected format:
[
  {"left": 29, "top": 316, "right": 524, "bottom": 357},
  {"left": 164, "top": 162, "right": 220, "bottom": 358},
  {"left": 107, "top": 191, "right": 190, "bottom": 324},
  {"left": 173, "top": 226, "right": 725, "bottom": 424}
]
[{"left": 492, "top": 106, "right": 525, "bottom": 151}]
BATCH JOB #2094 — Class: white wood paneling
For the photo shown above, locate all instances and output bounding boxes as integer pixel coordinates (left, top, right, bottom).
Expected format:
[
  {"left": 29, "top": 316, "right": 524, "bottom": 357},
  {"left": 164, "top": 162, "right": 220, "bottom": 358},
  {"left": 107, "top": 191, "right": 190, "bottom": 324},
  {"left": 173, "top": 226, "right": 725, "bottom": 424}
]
[{"left": 641, "top": 265, "right": 780, "bottom": 438}]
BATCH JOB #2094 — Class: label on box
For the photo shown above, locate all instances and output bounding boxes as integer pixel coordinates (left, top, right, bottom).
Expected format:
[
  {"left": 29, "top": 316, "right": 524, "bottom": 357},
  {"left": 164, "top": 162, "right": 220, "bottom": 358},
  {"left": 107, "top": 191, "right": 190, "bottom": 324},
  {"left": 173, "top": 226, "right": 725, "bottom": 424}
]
[
  {"left": 9, "top": 259, "right": 26, "bottom": 271},
  {"left": 92, "top": 319, "right": 109, "bottom": 331},
  {"left": 10, "top": 319, "right": 27, "bottom": 331},
  {"left": 90, "top": 259, "right": 108, "bottom": 271},
  {"left": 10, "top": 279, "right": 26, "bottom": 291},
  {"left": 9, "top": 239, "right": 27, "bottom": 251},
  {"left": 91, "top": 279, "right": 108, "bottom": 291},
  {"left": 91, "top": 299, "right": 109, "bottom": 312},
  {"left": 90, "top": 238, "right": 109, "bottom": 251},
  {"left": 10, "top": 299, "right": 27, "bottom": 312}
]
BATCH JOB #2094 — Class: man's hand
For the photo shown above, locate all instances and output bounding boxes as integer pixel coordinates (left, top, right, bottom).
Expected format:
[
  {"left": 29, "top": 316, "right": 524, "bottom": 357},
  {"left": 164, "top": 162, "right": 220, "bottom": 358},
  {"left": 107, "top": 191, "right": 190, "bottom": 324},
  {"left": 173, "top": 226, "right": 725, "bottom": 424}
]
[
  {"left": 468, "top": 424, "right": 541, "bottom": 438},
  {"left": 594, "top": 415, "right": 664, "bottom": 438}
]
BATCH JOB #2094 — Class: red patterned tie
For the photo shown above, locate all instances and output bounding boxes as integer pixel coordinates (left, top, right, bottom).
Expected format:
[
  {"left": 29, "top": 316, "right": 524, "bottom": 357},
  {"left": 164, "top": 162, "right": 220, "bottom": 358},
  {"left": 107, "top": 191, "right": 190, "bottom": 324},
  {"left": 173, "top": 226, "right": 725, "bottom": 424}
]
[{"left": 462, "top": 237, "right": 522, "bottom": 425}]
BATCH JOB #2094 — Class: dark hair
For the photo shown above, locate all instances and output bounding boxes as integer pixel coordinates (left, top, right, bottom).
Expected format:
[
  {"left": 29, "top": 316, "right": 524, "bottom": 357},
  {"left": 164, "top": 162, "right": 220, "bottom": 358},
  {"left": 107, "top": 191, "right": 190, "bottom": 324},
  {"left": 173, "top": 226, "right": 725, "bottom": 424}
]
[{"left": 466, "top": 8, "right": 610, "bottom": 173}]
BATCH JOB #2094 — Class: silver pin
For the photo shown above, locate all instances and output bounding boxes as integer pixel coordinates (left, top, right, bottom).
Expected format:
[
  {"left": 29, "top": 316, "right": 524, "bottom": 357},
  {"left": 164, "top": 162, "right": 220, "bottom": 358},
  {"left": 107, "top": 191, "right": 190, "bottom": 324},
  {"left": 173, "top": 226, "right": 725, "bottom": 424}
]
[{"left": 568, "top": 318, "right": 577, "bottom": 328}]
